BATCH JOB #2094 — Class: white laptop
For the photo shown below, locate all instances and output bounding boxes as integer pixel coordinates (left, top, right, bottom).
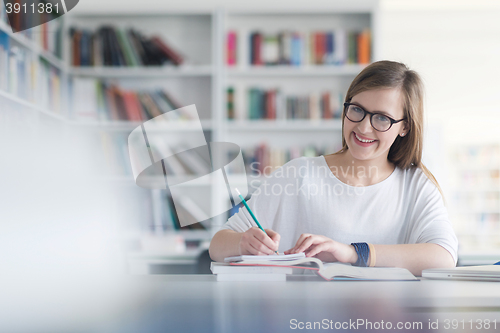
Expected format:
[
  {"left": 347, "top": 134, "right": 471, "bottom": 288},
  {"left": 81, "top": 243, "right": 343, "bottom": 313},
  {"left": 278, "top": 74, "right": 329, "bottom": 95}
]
[{"left": 422, "top": 265, "right": 500, "bottom": 282}]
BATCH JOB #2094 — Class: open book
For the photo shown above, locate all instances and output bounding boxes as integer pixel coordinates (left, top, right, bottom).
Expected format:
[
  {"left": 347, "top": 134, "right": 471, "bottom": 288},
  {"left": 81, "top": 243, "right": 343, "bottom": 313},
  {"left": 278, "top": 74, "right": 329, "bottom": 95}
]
[{"left": 225, "top": 253, "right": 418, "bottom": 281}]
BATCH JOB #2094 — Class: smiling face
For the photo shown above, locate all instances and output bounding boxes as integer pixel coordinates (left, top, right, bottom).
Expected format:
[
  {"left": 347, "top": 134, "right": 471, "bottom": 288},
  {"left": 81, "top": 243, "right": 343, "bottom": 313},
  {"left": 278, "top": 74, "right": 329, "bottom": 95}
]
[{"left": 343, "top": 88, "right": 407, "bottom": 163}]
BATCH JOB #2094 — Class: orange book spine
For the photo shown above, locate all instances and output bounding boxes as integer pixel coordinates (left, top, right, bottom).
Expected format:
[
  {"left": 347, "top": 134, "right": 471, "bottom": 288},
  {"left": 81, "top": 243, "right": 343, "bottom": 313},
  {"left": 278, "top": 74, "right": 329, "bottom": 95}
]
[{"left": 358, "top": 29, "right": 370, "bottom": 64}]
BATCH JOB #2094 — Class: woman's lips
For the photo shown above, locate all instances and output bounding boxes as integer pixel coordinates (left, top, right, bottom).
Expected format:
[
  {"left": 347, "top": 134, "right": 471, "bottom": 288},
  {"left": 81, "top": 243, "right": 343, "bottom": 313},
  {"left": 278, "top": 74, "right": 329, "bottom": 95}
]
[{"left": 353, "top": 132, "right": 377, "bottom": 147}]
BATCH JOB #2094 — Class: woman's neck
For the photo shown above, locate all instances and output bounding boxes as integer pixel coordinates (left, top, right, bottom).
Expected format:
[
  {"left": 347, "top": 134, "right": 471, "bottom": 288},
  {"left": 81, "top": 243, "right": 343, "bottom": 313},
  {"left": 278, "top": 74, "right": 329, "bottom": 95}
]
[{"left": 326, "top": 150, "right": 395, "bottom": 186}]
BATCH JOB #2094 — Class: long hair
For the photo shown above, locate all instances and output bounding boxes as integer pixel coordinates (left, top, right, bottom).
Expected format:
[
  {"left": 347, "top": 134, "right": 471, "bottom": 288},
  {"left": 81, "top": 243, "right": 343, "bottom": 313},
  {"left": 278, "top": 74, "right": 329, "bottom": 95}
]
[{"left": 334, "top": 60, "right": 443, "bottom": 196}]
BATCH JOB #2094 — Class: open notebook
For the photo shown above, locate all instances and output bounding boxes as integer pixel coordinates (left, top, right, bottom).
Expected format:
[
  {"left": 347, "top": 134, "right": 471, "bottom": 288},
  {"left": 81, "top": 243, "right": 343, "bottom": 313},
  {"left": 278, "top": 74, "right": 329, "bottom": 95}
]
[{"left": 225, "top": 253, "right": 418, "bottom": 281}]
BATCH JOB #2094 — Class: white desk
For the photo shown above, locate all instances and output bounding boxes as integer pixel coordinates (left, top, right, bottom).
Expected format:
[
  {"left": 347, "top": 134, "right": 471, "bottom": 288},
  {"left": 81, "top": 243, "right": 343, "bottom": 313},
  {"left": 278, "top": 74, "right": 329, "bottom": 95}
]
[{"left": 101, "top": 275, "right": 500, "bottom": 333}]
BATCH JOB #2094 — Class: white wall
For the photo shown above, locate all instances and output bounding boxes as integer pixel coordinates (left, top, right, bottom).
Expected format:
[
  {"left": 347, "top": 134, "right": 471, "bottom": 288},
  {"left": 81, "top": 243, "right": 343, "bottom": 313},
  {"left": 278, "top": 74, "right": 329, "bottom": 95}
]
[{"left": 379, "top": 0, "right": 500, "bottom": 146}]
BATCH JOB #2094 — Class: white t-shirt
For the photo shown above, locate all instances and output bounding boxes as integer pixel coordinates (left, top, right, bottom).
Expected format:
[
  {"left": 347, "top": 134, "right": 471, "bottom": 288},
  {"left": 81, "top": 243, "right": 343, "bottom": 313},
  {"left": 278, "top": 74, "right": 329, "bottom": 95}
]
[{"left": 221, "top": 155, "right": 458, "bottom": 264}]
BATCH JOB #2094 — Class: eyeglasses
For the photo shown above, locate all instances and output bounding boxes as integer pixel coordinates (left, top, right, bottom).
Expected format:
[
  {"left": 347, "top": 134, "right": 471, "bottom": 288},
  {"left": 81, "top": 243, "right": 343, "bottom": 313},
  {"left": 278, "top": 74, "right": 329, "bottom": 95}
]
[{"left": 344, "top": 102, "right": 406, "bottom": 132}]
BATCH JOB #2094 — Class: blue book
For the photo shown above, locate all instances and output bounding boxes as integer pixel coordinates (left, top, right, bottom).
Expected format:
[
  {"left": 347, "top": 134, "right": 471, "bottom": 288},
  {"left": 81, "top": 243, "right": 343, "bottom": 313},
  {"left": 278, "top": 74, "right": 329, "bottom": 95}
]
[
  {"left": 326, "top": 32, "right": 335, "bottom": 64},
  {"left": 290, "top": 33, "right": 301, "bottom": 66},
  {"left": 0, "top": 31, "right": 9, "bottom": 49}
]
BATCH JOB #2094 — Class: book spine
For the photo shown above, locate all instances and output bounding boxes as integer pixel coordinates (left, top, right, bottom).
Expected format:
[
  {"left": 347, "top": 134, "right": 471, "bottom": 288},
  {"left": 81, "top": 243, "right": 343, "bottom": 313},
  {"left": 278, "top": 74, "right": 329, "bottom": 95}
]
[
  {"left": 226, "top": 31, "right": 237, "bottom": 66},
  {"left": 151, "top": 36, "right": 184, "bottom": 66}
]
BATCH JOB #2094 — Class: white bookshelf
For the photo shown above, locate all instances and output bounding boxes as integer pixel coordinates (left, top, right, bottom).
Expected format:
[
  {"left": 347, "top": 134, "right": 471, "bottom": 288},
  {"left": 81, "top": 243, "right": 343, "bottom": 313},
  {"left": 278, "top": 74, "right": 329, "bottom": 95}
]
[
  {"left": 448, "top": 144, "right": 500, "bottom": 255},
  {"left": 62, "top": 10, "right": 219, "bottom": 260},
  {"left": 1, "top": 2, "right": 381, "bottom": 264}
]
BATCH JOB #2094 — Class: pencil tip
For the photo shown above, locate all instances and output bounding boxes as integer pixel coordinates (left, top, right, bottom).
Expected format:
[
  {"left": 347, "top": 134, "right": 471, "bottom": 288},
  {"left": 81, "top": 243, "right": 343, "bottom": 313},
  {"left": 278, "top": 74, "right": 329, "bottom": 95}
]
[{"left": 235, "top": 188, "right": 241, "bottom": 195}]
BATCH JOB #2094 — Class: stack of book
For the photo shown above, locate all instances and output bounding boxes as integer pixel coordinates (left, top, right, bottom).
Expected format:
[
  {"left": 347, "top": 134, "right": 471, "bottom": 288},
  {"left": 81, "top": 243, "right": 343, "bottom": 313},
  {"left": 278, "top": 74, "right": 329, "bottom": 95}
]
[
  {"left": 227, "top": 87, "right": 344, "bottom": 120},
  {"left": 71, "top": 78, "right": 191, "bottom": 121},
  {"left": 211, "top": 262, "right": 293, "bottom": 281},
  {"left": 70, "top": 26, "right": 184, "bottom": 67},
  {"left": 226, "top": 29, "right": 370, "bottom": 66}
]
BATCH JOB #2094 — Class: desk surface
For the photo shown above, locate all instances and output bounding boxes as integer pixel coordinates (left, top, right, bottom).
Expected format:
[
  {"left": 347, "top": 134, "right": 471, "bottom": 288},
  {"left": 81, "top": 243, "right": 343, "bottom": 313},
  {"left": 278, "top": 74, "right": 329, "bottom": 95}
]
[{"left": 100, "top": 275, "right": 500, "bottom": 333}]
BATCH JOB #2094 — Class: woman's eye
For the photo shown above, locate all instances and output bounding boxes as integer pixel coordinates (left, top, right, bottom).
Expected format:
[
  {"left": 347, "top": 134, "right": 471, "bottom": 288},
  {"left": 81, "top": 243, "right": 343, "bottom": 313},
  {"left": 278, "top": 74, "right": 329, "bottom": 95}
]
[
  {"left": 353, "top": 106, "right": 364, "bottom": 114},
  {"left": 375, "top": 115, "right": 390, "bottom": 123}
]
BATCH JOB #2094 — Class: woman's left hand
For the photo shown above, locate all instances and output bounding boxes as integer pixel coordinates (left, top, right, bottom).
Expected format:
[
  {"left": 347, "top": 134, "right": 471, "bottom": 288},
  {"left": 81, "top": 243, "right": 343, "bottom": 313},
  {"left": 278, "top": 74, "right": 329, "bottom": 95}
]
[{"left": 284, "top": 234, "right": 357, "bottom": 263}]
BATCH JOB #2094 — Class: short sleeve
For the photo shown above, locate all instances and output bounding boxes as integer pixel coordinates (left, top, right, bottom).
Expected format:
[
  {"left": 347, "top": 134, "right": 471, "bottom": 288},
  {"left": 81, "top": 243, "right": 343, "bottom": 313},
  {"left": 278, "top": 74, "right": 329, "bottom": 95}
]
[
  {"left": 406, "top": 172, "right": 459, "bottom": 265},
  {"left": 220, "top": 158, "right": 303, "bottom": 233}
]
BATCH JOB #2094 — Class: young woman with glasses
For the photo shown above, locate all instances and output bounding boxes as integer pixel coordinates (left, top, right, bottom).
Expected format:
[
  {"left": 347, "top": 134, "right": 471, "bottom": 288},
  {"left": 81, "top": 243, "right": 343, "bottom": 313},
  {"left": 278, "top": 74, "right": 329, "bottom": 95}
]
[{"left": 209, "top": 61, "right": 457, "bottom": 276}]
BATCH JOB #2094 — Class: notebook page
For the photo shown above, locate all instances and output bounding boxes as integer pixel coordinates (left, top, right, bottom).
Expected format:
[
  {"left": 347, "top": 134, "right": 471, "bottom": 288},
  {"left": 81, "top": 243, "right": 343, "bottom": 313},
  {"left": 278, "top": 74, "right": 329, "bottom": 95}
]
[
  {"left": 224, "top": 252, "right": 306, "bottom": 263},
  {"left": 319, "top": 263, "right": 417, "bottom": 281}
]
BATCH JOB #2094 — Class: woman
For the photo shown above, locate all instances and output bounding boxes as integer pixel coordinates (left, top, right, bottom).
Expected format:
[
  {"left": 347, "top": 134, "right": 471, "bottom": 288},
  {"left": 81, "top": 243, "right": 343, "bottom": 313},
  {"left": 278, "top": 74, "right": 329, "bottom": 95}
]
[{"left": 209, "top": 60, "right": 457, "bottom": 276}]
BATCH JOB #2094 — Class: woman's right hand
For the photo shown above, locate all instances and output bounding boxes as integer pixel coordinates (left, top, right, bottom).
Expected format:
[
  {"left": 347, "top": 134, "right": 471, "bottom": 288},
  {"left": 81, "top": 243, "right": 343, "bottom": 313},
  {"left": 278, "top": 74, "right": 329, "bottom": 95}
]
[{"left": 238, "top": 227, "right": 280, "bottom": 255}]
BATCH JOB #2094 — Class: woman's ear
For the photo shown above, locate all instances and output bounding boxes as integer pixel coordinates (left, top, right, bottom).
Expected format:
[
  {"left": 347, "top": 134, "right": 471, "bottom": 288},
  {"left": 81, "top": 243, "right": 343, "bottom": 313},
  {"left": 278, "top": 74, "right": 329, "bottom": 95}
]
[{"left": 400, "top": 121, "right": 410, "bottom": 137}]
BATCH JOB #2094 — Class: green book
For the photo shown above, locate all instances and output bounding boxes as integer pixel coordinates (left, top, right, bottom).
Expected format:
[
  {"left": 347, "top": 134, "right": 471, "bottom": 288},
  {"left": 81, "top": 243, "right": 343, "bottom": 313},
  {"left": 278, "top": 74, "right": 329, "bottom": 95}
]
[{"left": 116, "top": 28, "right": 140, "bottom": 66}]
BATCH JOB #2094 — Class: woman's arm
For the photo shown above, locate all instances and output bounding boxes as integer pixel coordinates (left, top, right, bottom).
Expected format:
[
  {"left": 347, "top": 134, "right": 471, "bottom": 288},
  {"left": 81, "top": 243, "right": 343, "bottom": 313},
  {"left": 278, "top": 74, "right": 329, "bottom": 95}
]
[
  {"left": 285, "top": 235, "right": 456, "bottom": 276},
  {"left": 208, "top": 229, "right": 243, "bottom": 262},
  {"left": 367, "top": 243, "right": 455, "bottom": 276},
  {"left": 209, "top": 228, "right": 280, "bottom": 262}
]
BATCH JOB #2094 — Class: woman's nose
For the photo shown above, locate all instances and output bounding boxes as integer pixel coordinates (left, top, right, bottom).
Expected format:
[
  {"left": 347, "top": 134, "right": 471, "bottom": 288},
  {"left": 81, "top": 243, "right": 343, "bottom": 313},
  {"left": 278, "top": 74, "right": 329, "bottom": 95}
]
[{"left": 357, "top": 115, "right": 373, "bottom": 133}]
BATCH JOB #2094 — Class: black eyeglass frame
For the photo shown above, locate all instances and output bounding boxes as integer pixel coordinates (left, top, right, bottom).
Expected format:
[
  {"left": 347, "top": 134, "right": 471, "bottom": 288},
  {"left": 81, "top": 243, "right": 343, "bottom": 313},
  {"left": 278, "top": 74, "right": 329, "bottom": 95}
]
[{"left": 343, "top": 102, "right": 406, "bottom": 132}]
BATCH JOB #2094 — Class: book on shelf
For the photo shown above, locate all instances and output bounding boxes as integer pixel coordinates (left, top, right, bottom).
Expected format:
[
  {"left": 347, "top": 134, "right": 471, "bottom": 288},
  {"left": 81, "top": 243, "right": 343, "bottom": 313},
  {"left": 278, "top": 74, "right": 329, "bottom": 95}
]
[
  {"left": 70, "top": 26, "right": 184, "bottom": 67},
  {"left": 0, "top": 31, "right": 62, "bottom": 111},
  {"left": 148, "top": 190, "right": 208, "bottom": 234},
  {"left": 224, "top": 143, "right": 341, "bottom": 176},
  {"left": 0, "top": 5, "right": 62, "bottom": 58},
  {"left": 223, "top": 253, "right": 418, "bottom": 281},
  {"left": 227, "top": 28, "right": 370, "bottom": 66},
  {"left": 70, "top": 79, "right": 193, "bottom": 122},
  {"left": 163, "top": 192, "right": 208, "bottom": 231},
  {"left": 227, "top": 86, "right": 343, "bottom": 121},
  {"left": 226, "top": 30, "right": 237, "bottom": 66}
]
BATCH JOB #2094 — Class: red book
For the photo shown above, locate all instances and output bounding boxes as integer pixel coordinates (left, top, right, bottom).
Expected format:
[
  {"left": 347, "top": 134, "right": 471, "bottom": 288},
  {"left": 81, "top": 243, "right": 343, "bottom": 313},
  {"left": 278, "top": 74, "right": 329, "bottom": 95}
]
[
  {"left": 268, "top": 90, "right": 276, "bottom": 119},
  {"left": 72, "top": 30, "right": 81, "bottom": 66},
  {"left": 253, "top": 33, "right": 263, "bottom": 66},
  {"left": 322, "top": 92, "right": 332, "bottom": 119},
  {"left": 113, "top": 88, "right": 129, "bottom": 121},
  {"left": 42, "top": 15, "right": 48, "bottom": 51},
  {"left": 151, "top": 36, "right": 184, "bottom": 66},
  {"left": 123, "top": 91, "right": 143, "bottom": 121},
  {"left": 105, "top": 88, "right": 120, "bottom": 121},
  {"left": 315, "top": 32, "right": 325, "bottom": 65}
]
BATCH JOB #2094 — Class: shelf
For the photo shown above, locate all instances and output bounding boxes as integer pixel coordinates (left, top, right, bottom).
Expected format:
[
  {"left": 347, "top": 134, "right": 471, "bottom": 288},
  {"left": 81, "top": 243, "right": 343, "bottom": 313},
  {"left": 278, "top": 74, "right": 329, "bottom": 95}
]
[
  {"left": 70, "top": 65, "right": 214, "bottom": 78},
  {"left": 452, "top": 209, "right": 500, "bottom": 214},
  {"left": 103, "top": 175, "right": 214, "bottom": 187},
  {"left": 225, "top": 119, "right": 342, "bottom": 131},
  {"left": 226, "top": 64, "right": 367, "bottom": 77},
  {"left": 455, "top": 165, "right": 500, "bottom": 171},
  {"left": 69, "top": 119, "right": 213, "bottom": 131},
  {"left": 452, "top": 187, "right": 500, "bottom": 192},
  {"left": 0, "top": 21, "right": 65, "bottom": 70},
  {"left": 0, "top": 89, "right": 67, "bottom": 121}
]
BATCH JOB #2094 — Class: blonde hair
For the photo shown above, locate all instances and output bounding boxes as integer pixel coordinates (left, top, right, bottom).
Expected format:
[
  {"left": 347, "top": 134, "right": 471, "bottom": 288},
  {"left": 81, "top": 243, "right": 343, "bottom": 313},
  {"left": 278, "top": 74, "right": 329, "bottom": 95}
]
[{"left": 334, "top": 60, "right": 443, "bottom": 196}]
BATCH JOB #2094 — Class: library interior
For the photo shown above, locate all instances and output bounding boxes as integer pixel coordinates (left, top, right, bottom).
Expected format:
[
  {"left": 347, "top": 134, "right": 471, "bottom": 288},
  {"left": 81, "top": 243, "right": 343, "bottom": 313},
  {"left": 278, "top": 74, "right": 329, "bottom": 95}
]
[{"left": 1, "top": 0, "right": 500, "bottom": 332}]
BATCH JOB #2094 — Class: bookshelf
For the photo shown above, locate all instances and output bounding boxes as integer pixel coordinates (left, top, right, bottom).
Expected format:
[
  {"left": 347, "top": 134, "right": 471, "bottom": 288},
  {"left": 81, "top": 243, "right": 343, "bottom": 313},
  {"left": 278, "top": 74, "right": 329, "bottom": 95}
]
[
  {"left": 218, "top": 8, "right": 378, "bottom": 232},
  {"left": 1, "top": 2, "right": 385, "bottom": 268},
  {"left": 448, "top": 144, "right": 500, "bottom": 255},
  {"left": 64, "top": 11, "right": 218, "bottom": 265}
]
